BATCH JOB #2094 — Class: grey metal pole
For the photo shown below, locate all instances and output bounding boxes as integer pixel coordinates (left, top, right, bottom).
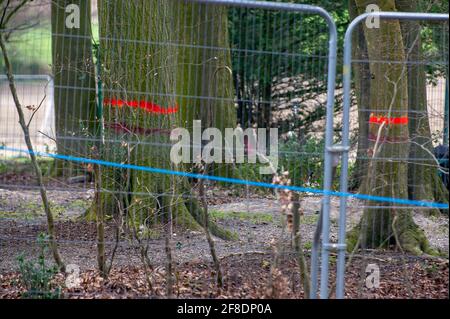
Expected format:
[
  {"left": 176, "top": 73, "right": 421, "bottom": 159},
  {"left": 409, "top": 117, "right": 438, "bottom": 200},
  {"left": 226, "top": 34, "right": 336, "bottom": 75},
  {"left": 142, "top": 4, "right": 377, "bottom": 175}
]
[
  {"left": 189, "top": 0, "right": 334, "bottom": 14},
  {"left": 337, "top": 11, "right": 449, "bottom": 299},
  {"left": 317, "top": 12, "right": 338, "bottom": 301},
  {"left": 0, "top": 74, "right": 52, "bottom": 81},
  {"left": 444, "top": 77, "right": 449, "bottom": 146}
]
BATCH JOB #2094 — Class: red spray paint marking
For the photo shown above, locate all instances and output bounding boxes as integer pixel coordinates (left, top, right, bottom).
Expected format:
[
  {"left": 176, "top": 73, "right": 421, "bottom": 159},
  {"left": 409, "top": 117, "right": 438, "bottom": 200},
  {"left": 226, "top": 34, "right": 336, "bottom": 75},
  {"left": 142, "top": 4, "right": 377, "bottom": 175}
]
[
  {"left": 103, "top": 98, "right": 179, "bottom": 114},
  {"left": 369, "top": 115, "right": 408, "bottom": 125}
]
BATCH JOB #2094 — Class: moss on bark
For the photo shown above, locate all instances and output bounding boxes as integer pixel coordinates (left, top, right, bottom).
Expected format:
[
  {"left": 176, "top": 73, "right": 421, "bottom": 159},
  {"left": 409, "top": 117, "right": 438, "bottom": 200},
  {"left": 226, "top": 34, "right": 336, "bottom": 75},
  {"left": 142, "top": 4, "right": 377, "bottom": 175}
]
[{"left": 85, "top": 1, "right": 237, "bottom": 240}]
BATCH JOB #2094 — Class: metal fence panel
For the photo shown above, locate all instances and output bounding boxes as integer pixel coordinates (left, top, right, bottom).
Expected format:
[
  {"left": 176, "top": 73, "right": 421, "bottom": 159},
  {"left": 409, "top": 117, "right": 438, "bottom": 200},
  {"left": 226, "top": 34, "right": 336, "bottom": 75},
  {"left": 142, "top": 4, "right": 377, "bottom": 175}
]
[
  {"left": 339, "top": 11, "right": 449, "bottom": 299},
  {"left": 0, "top": 0, "right": 339, "bottom": 299}
]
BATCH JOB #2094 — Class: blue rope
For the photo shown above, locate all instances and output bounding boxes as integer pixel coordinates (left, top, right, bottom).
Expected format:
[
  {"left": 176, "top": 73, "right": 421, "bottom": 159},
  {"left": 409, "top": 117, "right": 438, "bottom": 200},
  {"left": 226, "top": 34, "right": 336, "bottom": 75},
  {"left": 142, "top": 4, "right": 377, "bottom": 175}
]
[{"left": 1, "top": 145, "right": 448, "bottom": 209}]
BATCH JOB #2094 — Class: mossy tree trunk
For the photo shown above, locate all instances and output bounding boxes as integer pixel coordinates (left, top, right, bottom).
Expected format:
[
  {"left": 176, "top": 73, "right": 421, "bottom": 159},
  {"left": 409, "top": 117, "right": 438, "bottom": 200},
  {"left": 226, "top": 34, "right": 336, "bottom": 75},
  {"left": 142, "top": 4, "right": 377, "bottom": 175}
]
[
  {"left": 175, "top": 1, "right": 237, "bottom": 177},
  {"left": 95, "top": 0, "right": 235, "bottom": 239},
  {"left": 51, "top": 0, "right": 96, "bottom": 174},
  {"left": 349, "top": 0, "right": 434, "bottom": 255}
]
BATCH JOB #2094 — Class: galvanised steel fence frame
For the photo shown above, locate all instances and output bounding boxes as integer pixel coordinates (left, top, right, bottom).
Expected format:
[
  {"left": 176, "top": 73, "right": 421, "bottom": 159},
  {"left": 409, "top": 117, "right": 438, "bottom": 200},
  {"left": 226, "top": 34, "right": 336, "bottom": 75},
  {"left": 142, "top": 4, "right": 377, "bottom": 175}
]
[
  {"left": 0, "top": 0, "right": 340, "bottom": 299},
  {"left": 2, "top": 0, "right": 448, "bottom": 300},
  {"left": 0, "top": 74, "right": 55, "bottom": 155},
  {"left": 179, "top": 0, "right": 339, "bottom": 300},
  {"left": 338, "top": 11, "right": 449, "bottom": 299}
]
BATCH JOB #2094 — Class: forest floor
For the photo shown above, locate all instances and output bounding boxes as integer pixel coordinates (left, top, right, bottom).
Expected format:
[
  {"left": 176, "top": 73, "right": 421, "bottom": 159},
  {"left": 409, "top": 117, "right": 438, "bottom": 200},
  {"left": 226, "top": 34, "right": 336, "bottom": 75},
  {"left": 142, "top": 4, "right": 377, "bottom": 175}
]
[{"left": 0, "top": 184, "right": 448, "bottom": 299}]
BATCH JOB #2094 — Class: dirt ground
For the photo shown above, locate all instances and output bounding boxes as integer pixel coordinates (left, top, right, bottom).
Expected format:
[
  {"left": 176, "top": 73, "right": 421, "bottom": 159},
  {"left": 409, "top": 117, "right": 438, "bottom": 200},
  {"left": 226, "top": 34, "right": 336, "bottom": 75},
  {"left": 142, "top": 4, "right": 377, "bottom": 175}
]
[{"left": 0, "top": 185, "right": 448, "bottom": 299}]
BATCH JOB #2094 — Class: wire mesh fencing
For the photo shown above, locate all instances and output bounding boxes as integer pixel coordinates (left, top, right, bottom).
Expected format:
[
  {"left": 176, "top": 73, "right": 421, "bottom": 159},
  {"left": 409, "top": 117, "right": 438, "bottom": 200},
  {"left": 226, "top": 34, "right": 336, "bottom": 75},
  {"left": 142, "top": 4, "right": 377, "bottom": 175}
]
[
  {"left": 0, "top": 0, "right": 448, "bottom": 300},
  {"left": 338, "top": 8, "right": 449, "bottom": 298},
  {"left": 0, "top": 0, "right": 341, "bottom": 299}
]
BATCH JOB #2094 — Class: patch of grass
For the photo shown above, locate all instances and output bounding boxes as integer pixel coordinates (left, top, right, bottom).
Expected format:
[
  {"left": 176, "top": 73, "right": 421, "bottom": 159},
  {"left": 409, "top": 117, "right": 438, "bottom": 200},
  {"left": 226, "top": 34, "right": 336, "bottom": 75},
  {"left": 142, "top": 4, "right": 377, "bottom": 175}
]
[
  {"left": 0, "top": 211, "right": 23, "bottom": 218},
  {"left": 0, "top": 202, "right": 65, "bottom": 220},
  {"left": 68, "top": 199, "right": 90, "bottom": 211},
  {"left": 50, "top": 204, "right": 66, "bottom": 218},
  {"left": 425, "top": 263, "right": 439, "bottom": 275},
  {"left": 210, "top": 210, "right": 273, "bottom": 224},
  {"left": 329, "top": 255, "right": 337, "bottom": 264},
  {"left": 141, "top": 227, "right": 162, "bottom": 239},
  {"left": 0, "top": 157, "right": 54, "bottom": 176},
  {"left": 302, "top": 214, "right": 319, "bottom": 225},
  {"left": 15, "top": 202, "right": 44, "bottom": 219},
  {"left": 0, "top": 161, "right": 7, "bottom": 174},
  {"left": 16, "top": 233, "right": 61, "bottom": 299}
]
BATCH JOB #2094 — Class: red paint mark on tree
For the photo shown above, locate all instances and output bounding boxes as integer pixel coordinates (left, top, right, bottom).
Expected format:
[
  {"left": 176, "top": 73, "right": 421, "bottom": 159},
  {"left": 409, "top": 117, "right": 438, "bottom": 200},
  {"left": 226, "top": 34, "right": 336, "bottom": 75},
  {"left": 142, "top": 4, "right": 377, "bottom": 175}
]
[
  {"left": 104, "top": 98, "right": 179, "bottom": 114},
  {"left": 369, "top": 114, "right": 408, "bottom": 125}
]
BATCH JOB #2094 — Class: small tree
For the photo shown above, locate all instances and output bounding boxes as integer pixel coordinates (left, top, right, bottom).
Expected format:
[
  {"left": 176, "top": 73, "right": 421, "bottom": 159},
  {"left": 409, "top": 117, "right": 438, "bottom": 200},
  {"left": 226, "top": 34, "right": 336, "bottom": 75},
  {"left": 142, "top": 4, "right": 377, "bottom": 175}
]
[{"left": 0, "top": 0, "right": 64, "bottom": 271}]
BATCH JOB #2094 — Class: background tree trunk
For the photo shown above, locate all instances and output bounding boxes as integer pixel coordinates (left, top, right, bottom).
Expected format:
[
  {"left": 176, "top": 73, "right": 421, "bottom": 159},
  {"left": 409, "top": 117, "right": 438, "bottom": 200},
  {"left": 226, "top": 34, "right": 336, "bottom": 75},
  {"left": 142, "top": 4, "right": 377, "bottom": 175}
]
[
  {"left": 51, "top": 0, "right": 96, "bottom": 174},
  {"left": 396, "top": 0, "right": 448, "bottom": 211},
  {"left": 175, "top": 1, "right": 237, "bottom": 177},
  {"left": 348, "top": 0, "right": 434, "bottom": 255},
  {"left": 348, "top": 0, "right": 371, "bottom": 191}
]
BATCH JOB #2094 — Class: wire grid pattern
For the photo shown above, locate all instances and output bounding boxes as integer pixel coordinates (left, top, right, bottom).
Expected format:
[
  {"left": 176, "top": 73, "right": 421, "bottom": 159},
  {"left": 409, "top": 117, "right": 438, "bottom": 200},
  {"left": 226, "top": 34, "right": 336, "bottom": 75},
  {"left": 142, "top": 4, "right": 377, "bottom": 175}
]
[
  {"left": 343, "top": 15, "right": 449, "bottom": 298},
  {"left": 0, "top": 0, "right": 336, "bottom": 298},
  {"left": 0, "top": 0, "right": 448, "bottom": 299}
]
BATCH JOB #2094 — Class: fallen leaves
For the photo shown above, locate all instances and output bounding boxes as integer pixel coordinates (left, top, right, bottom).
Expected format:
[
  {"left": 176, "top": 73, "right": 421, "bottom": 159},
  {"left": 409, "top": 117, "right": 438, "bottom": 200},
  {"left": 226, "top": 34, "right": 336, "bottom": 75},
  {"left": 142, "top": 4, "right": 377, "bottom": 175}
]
[{"left": 1, "top": 252, "right": 446, "bottom": 299}]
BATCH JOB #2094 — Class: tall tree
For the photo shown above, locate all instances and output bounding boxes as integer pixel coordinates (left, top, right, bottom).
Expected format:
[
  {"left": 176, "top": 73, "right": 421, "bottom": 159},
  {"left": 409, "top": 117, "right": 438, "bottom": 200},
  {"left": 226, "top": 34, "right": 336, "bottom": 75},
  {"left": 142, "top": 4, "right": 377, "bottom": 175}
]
[
  {"left": 51, "top": 0, "right": 96, "bottom": 169},
  {"left": 348, "top": 0, "right": 435, "bottom": 255},
  {"left": 348, "top": 0, "right": 371, "bottom": 191},
  {"left": 175, "top": 1, "right": 237, "bottom": 177},
  {"left": 95, "top": 0, "right": 236, "bottom": 239},
  {"left": 396, "top": 0, "right": 448, "bottom": 209}
]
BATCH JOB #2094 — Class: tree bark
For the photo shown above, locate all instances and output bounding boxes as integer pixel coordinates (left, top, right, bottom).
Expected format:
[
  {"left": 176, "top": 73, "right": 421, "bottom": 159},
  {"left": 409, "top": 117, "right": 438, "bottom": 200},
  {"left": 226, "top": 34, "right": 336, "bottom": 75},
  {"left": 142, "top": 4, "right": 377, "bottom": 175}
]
[
  {"left": 51, "top": 0, "right": 96, "bottom": 174},
  {"left": 348, "top": 0, "right": 434, "bottom": 255},
  {"left": 348, "top": 0, "right": 371, "bottom": 191},
  {"left": 95, "top": 0, "right": 236, "bottom": 240},
  {"left": 175, "top": 1, "right": 237, "bottom": 178},
  {"left": 396, "top": 0, "right": 448, "bottom": 211}
]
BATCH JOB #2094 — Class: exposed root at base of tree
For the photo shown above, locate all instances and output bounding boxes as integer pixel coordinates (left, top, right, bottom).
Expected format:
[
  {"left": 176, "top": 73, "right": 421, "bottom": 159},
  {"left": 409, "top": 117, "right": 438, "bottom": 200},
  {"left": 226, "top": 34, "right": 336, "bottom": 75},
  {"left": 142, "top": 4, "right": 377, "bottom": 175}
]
[
  {"left": 346, "top": 213, "right": 440, "bottom": 256},
  {"left": 82, "top": 192, "right": 237, "bottom": 241}
]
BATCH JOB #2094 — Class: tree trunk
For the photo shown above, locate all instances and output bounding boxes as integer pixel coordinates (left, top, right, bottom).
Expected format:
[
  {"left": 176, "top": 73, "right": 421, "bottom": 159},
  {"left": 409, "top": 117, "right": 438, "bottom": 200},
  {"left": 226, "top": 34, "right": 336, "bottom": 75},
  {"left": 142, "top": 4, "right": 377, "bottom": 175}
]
[
  {"left": 51, "top": 0, "right": 96, "bottom": 174},
  {"left": 95, "top": 0, "right": 235, "bottom": 240},
  {"left": 348, "top": 0, "right": 434, "bottom": 255},
  {"left": 175, "top": 1, "right": 237, "bottom": 177},
  {"left": 396, "top": 0, "right": 448, "bottom": 211},
  {"left": 348, "top": 0, "right": 371, "bottom": 191}
]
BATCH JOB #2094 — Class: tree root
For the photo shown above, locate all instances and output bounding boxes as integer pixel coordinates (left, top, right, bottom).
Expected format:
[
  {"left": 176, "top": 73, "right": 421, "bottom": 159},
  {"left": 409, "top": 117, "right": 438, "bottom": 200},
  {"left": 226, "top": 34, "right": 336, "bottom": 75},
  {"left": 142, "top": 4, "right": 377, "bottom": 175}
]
[
  {"left": 183, "top": 196, "right": 238, "bottom": 241},
  {"left": 82, "top": 188, "right": 237, "bottom": 241},
  {"left": 346, "top": 212, "right": 438, "bottom": 256},
  {"left": 396, "top": 224, "right": 438, "bottom": 256}
]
